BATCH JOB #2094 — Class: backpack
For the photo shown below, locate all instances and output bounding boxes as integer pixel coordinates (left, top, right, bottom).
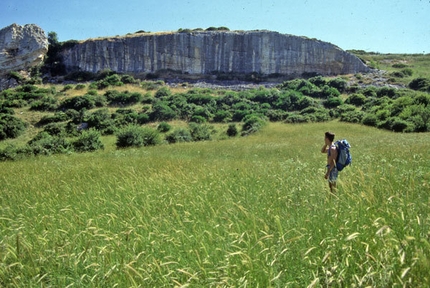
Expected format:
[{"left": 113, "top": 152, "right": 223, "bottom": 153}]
[{"left": 335, "top": 139, "right": 351, "bottom": 171}]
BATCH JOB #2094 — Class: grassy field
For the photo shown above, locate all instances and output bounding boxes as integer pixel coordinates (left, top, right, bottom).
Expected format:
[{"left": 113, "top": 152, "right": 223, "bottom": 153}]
[{"left": 1, "top": 121, "right": 429, "bottom": 287}]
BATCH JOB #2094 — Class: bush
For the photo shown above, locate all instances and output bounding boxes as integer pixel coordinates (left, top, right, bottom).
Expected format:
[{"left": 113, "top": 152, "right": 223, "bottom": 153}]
[
  {"left": 165, "top": 128, "right": 193, "bottom": 144},
  {"left": 96, "top": 74, "right": 124, "bottom": 89},
  {"left": 241, "top": 115, "right": 266, "bottom": 135},
  {"left": 60, "top": 95, "right": 95, "bottom": 111},
  {"left": 213, "top": 110, "right": 232, "bottom": 122},
  {"left": 28, "top": 132, "right": 72, "bottom": 156},
  {"left": 116, "top": 126, "right": 161, "bottom": 148},
  {"left": 38, "top": 112, "right": 70, "bottom": 125},
  {"left": 323, "top": 97, "right": 343, "bottom": 108},
  {"left": 0, "top": 114, "right": 27, "bottom": 140},
  {"left": 189, "top": 123, "right": 214, "bottom": 141},
  {"left": 327, "top": 78, "right": 347, "bottom": 93},
  {"left": 151, "top": 101, "right": 177, "bottom": 121},
  {"left": 285, "top": 114, "right": 309, "bottom": 124},
  {"left": 43, "top": 122, "right": 67, "bottom": 137},
  {"left": 362, "top": 114, "right": 378, "bottom": 127},
  {"left": 30, "top": 96, "right": 58, "bottom": 111},
  {"left": 121, "top": 74, "right": 137, "bottom": 84},
  {"left": 226, "top": 124, "right": 238, "bottom": 137},
  {"left": 137, "top": 113, "right": 150, "bottom": 124},
  {"left": 73, "top": 129, "right": 104, "bottom": 152},
  {"left": 75, "top": 84, "right": 86, "bottom": 90},
  {"left": 345, "top": 93, "right": 366, "bottom": 106},
  {"left": 391, "top": 118, "right": 411, "bottom": 132},
  {"left": 409, "top": 78, "right": 430, "bottom": 92},
  {"left": 62, "top": 84, "right": 74, "bottom": 91},
  {"left": 157, "top": 122, "right": 172, "bottom": 133},
  {"left": 105, "top": 90, "right": 143, "bottom": 105},
  {"left": 86, "top": 108, "right": 115, "bottom": 133},
  {"left": 154, "top": 87, "right": 171, "bottom": 98},
  {"left": 340, "top": 110, "right": 365, "bottom": 123}
]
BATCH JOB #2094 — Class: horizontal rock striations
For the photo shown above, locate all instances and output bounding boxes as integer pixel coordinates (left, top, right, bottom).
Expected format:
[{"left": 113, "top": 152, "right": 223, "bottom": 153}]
[
  {"left": 62, "top": 30, "right": 370, "bottom": 77},
  {"left": 0, "top": 23, "right": 48, "bottom": 76}
]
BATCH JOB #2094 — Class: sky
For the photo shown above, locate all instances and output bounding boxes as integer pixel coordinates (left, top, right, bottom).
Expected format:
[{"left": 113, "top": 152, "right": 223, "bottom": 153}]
[{"left": 0, "top": 0, "right": 429, "bottom": 54}]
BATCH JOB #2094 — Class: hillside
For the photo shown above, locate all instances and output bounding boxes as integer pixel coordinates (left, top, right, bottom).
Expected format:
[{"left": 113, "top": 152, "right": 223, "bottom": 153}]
[{"left": 0, "top": 56, "right": 429, "bottom": 160}]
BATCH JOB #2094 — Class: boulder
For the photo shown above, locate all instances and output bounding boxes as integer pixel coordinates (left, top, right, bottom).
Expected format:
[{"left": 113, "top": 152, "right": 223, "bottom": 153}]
[{"left": 0, "top": 23, "right": 48, "bottom": 76}]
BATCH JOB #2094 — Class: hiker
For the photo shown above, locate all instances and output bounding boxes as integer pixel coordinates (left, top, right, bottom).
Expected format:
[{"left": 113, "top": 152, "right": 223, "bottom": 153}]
[{"left": 321, "top": 131, "right": 338, "bottom": 193}]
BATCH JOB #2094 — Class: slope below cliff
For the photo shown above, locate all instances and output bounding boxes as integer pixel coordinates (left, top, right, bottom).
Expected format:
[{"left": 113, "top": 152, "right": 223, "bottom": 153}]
[{"left": 62, "top": 30, "right": 370, "bottom": 77}]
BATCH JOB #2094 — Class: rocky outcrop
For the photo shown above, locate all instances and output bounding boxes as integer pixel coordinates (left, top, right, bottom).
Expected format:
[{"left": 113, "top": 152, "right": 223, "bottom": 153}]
[
  {"left": 62, "top": 30, "right": 370, "bottom": 77},
  {"left": 0, "top": 23, "right": 48, "bottom": 76}
]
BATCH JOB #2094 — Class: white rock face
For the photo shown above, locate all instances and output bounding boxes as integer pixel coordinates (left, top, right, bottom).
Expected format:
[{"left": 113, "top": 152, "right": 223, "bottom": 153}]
[
  {"left": 62, "top": 30, "right": 370, "bottom": 76},
  {"left": 0, "top": 23, "right": 48, "bottom": 76}
]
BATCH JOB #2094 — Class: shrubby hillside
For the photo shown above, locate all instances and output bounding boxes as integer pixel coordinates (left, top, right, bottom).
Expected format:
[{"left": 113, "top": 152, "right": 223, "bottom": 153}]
[{"left": 0, "top": 67, "right": 429, "bottom": 161}]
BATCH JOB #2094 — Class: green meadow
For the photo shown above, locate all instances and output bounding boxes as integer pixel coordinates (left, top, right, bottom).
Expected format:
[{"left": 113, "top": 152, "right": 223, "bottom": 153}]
[{"left": 1, "top": 121, "right": 429, "bottom": 287}]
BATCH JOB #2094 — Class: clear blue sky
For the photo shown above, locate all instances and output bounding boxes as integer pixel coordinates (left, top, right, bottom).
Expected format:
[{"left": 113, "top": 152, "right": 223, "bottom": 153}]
[{"left": 1, "top": 0, "right": 429, "bottom": 53}]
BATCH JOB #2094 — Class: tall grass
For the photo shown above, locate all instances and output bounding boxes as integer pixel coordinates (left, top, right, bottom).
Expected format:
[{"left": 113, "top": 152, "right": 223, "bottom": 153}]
[{"left": 1, "top": 122, "right": 429, "bottom": 286}]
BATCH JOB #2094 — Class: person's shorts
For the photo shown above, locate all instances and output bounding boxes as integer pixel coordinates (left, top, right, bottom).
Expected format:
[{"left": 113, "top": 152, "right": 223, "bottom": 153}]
[{"left": 326, "top": 166, "right": 338, "bottom": 183}]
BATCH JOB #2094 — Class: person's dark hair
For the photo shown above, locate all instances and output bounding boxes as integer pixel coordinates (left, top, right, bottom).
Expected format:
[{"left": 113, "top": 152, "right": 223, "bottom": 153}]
[{"left": 325, "top": 131, "right": 335, "bottom": 142}]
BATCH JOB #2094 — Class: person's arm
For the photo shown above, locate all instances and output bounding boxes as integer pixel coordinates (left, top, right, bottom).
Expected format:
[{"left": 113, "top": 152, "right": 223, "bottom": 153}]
[
  {"left": 325, "top": 147, "right": 338, "bottom": 179},
  {"left": 321, "top": 144, "right": 328, "bottom": 153}
]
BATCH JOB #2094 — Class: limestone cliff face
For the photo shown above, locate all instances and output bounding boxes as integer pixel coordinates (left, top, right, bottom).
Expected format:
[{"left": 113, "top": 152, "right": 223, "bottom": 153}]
[
  {"left": 62, "top": 30, "right": 369, "bottom": 77},
  {"left": 0, "top": 23, "right": 48, "bottom": 76}
]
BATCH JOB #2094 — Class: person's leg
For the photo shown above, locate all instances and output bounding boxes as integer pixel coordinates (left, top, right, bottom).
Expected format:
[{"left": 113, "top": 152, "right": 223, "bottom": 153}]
[{"left": 328, "top": 168, "right": 338, "bottom": 194}]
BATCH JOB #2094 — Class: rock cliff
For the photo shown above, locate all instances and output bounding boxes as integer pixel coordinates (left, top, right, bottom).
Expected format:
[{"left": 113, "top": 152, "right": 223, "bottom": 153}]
[
  {"left": 62, "top": 30, "right": 370, "bottom": 77},
  {"left": 0, "top": 23, "right": 48, "bottom": 76}
]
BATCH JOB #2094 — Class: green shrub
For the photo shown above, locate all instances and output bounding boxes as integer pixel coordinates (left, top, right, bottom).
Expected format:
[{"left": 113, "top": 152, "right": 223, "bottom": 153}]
[
  {"left": 151, "top": 101, "right": 177, "bottom": 121},
  {"left": 409, "top": 78, "right": 430, "bottom": 92},
  {"left": 227, "top": 124, "right": 238, "bottom": 137},
  {"left": 112, "top": 109, "right": 139, "bottom": 126},
  {"left": 86, "top": 108, "right": 115, "bottom": 133},
  {"left": 137, "top": 113, "right": 150, "bottom": 124},
  {"left": 0, "top": 144, "right": 21, "bottom": 161},
  {"left": 154, "top": 87, "right": 171, "bottom": 98},
  {"left": 308, "top": 76, "right": 327, "bottom": 88},
  {"left": 241, "top": 115, "right": 266, "bottom": 135},
  {"left": 43, "top": 123, "right": 67, "bottom": 137},
  {"left": 121, "top": 74, "right": 137, "bottom": 84},
  {"left": 141, "top": 81, "right": 163, "bottom": 91},
  {"left": 165, "top": 128, "right": 193, "bottom": 144},
  {"left": 30, "top": 96, "right": 58, "bottom": 111},
  {"left": 190, "top": 115, "right": 207, "bottom": 123},
  {"left": 340, "top": 110, "right": 365, "bottom": 123},
  {"left": 362, "top": 114, "right": 378, "bottom": 127},
  {"left": 73, "top": 129, "right": 104, "bottom": 152},
  {"left": 116, "top": 126, "right": 161, "bottom": 148},
  {"left": 62, "top": 84, "right": 74, "bottom": 91},
  {"left": 392, "top": 63, "right": 408, "bottom": 68},
  {"left": 391, "top": 118, "right": 412, "bottom": 132},
  {"left": 327, "top": 78, "right": 347, "bottom": 93},
  {"left": 284, "top": 114, "right": 309, "bottom": 123},
  {"left": 189, "top": 123, "right": 214, "bottom": 141},
  {"left": 157, "top": 122, "right": 172, "bottom": 133},
  {"left": 323, "top": 96, "right": 343, "bottom": 108},
  {"left": 0, "top": 114, "right": 27, "bottom": 140},
  {"left": 28, "top": 132, "right": 72, "bottom": 156},
  {"left": 60, "top": 95, "right": 95, "bottom": 111},
  {"left": 75, "top": 84, "right": 86, "bottom": 90},
  {"left": 38, "top": 112, "right": 69, "bottom": 125},
  {"left": 213, "top": 110, "right": 232, "bottom": 122},
  {"left": 97, "top": 74, "right": 124, "bottom": 89},
  {"left": 345, "top": 93, "right": 366, "bottom": 106},
  {"left": 105, "top": 90, "right": 143, "bottom": 105}
]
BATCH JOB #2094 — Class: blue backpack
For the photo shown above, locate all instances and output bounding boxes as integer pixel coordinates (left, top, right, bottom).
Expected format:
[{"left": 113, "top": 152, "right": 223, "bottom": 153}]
[{"left": 335, "top": 139, "right": 352, "bottom": 171}]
